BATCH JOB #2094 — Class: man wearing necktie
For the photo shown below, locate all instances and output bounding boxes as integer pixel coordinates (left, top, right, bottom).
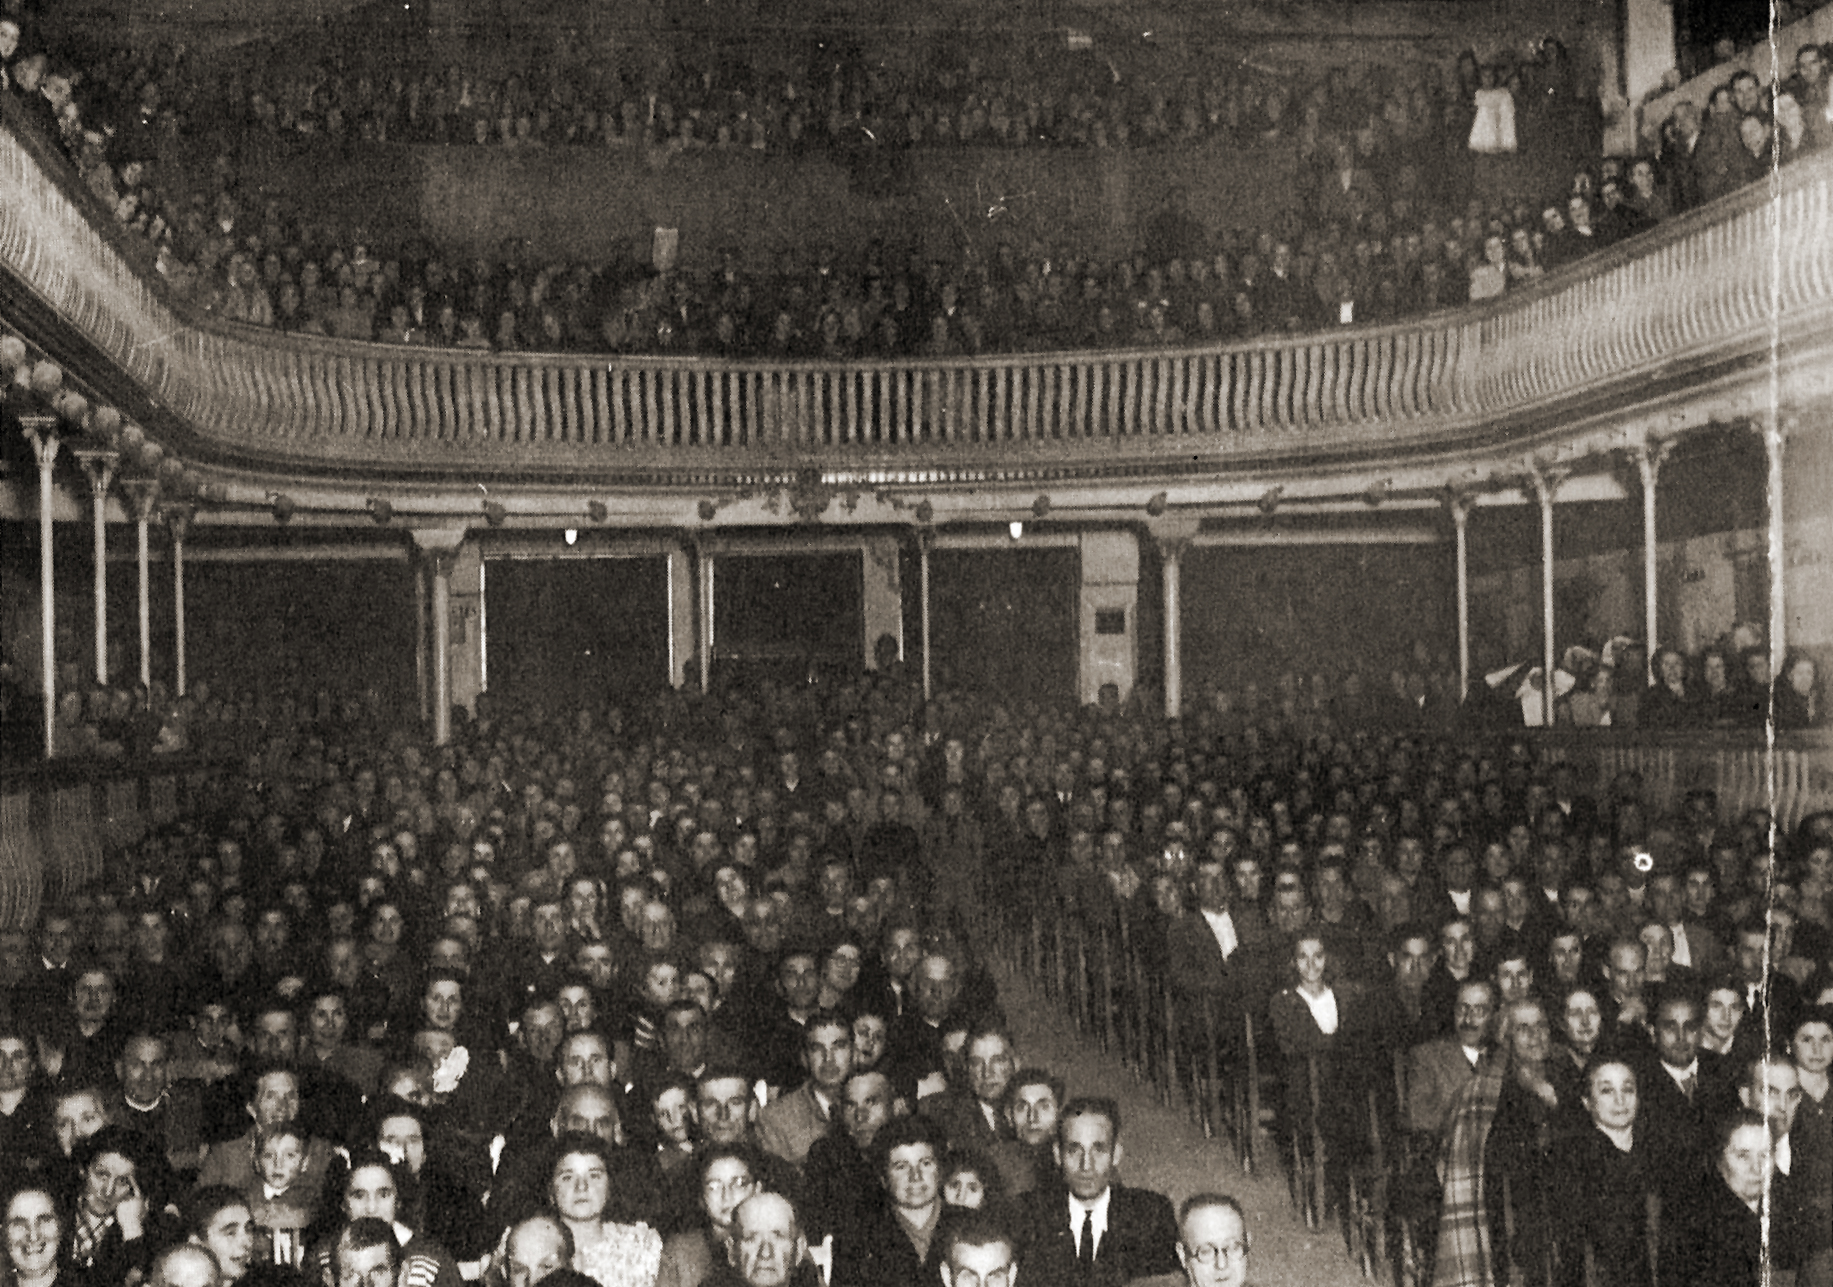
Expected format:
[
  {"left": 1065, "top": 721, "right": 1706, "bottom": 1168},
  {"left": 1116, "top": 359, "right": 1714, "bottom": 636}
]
[
  {"left": 1015, "top": 1097, "right": 1179, "bottom": 1286},
  {"left": 759, "top": 1010, "right": 852, "bottom": 1171},
  {"left": 1634, "top": 985, "right": 1713, "bottom": 1208}
]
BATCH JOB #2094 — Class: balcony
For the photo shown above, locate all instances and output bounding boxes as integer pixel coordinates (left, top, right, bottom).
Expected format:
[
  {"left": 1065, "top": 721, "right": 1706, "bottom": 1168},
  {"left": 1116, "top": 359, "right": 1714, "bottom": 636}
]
[{"left": 4, "top": 97, "right": 1833, "bottom": 497}]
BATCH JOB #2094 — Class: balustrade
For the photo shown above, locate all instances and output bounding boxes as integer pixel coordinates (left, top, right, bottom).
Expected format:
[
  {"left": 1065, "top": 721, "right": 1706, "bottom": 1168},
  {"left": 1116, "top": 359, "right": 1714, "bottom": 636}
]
[{"left": 5, "top": 101, "right": 1833, "bottom": 476}]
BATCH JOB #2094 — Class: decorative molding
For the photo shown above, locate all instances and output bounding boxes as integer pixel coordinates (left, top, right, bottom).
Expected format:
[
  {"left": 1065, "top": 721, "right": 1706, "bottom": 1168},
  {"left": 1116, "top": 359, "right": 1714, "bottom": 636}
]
[{"left": 5, "top": 109, "right": 1833, "bottom": 506}]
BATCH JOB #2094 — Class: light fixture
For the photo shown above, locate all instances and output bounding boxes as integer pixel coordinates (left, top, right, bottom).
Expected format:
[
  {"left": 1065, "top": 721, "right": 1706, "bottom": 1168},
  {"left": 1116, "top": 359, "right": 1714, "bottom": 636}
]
[
  {"left": 1009, "top": 521, "right": 1024, "bottom": 540},
  {"left": 564, "top": 529, "right": 578, "bottom": 545}
]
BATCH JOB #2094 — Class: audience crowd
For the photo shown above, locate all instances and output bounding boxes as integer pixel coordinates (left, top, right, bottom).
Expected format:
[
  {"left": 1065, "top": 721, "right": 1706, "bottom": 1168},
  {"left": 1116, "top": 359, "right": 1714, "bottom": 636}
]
[
  {"left": 4, "top": 9, "right": 1828, "bottom": 361},
  {"left": 0, "top": 647, "right": 1829, "bottom": 1287}
]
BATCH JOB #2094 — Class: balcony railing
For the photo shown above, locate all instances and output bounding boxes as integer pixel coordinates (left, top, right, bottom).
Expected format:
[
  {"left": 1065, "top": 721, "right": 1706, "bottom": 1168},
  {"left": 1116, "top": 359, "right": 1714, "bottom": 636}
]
[{"left": 5, "top": 105, "right": 1832, "bottom": 482}]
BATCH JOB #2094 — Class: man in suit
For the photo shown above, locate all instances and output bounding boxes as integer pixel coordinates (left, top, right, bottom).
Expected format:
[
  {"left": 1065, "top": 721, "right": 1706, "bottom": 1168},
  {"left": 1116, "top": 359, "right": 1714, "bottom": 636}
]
[
  {"left": 109, "top": 1032, "right": 206, "bottom": 1178},
  {"left": 759, "top": 1010, "right": 850, "bottom": 1171},
  {"left": 1014, "top": 1097, "right": 1179, "bottom": 1286},
  {"left": 920, "top": 1025, "right": 1015, "bottom": 1162},
  {"left": 1648, "top": 873, "right": 1727, "bottom": 978},
  {"left": 1734, "top": 924, "right": 1805, "bottom": 1042},
  {"left": 1418, "top": 918, "right": 1480, "bottom": 1041},
  {"left": 1166, "top": 858, "right": 1275, "bottom": 1051},
  {"left": 1406, "top": 979, "right": 1495, "bottom": 1140},
  {"left": 1633, "top": 983, "right": 1713, "bottom": 1205},
  {"left": 801, "top": 1068, "right": 900, "bottom": 1244}
]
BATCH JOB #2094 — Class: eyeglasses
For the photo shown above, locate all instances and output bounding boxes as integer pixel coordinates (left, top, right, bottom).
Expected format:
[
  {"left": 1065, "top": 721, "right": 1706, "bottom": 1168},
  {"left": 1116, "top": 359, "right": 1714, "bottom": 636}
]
[{"left": 1186, "top": 1241, "right": 1248, "bottom": 1268}]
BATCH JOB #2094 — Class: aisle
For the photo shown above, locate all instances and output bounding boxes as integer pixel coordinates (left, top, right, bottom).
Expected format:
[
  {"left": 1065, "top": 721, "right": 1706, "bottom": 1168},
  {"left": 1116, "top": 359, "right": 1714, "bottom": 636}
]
[{"left": 991, "top": 961, "right": 1376, "bottom": 1287}]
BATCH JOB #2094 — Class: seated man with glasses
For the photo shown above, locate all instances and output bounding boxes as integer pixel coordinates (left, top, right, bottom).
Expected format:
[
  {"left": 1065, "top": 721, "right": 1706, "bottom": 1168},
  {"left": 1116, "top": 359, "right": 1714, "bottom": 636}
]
[
  {"left": 938, "top": 1213, "right": 1018, "bottom": 1287},
  {"left": 1175, "top": 1195, "right": 1249, "bottom": 1287}
]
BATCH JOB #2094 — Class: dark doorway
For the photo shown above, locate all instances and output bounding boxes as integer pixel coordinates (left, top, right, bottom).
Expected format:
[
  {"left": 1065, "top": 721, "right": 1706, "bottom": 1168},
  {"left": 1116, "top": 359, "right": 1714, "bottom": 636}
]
[
  {"left": 485, "top": 557, "right": 669, "bottom": 709},
  {"left": 713, "top": 552, "right": 862, "bottom": 685},
  {"left": 931, "top": 547, "right": 1078, "bottom": 705},
  {"left": 186, "top": 559, "right": 415, "bottom": 714}
]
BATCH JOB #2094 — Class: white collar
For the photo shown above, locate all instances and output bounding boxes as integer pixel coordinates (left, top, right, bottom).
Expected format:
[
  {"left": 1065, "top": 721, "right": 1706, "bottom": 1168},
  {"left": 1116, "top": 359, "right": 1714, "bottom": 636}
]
[{"left": 1068, "top": 1186, "right": 1112, "bottom": 1251}]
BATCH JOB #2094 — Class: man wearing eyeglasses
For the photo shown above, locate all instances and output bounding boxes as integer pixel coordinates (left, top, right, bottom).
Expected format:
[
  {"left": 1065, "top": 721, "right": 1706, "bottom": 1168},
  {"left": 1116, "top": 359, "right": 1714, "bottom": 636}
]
[
  {"left": 1175, "top": 1195, "right": 1249, "bottom": 1287},
  {"left": 939, "top": 1213, "right": 1019, "bottom": 1287}
]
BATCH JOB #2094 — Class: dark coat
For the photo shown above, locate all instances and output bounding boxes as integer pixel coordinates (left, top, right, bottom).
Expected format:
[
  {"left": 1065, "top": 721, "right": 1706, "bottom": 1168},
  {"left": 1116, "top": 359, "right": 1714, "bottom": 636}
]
[{"left": 1013, "top": 1182, "right": 1180, "bottom": 1287}]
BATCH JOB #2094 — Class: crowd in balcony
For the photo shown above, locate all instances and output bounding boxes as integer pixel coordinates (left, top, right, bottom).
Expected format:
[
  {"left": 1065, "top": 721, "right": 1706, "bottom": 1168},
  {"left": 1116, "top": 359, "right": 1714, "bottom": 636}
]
[
  {"left": 2, "top": 13, "right": 1831, "bottom": 361},
  {"left": 0, "top": 636, "right": 1830, "bottom": 1287},
  {"left": 1469, "top": 622, "right": 1826, "bottom": 732}
]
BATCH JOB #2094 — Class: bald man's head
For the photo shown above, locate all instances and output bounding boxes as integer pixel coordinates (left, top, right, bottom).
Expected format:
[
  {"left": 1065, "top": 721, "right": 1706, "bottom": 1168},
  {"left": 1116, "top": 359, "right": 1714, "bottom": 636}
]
[
  {"left": 727, "top": 1193, "right": 804, "bottom": 1287},
  {"left": 552, "top": 1083, "right": 622, "bottom": 1143},
  {"left": 151, "top": 1244, "right": 221, "bottom": 1287},
  {"left": 505, "top": 1215, "right": 574, "bottom": 1287}
]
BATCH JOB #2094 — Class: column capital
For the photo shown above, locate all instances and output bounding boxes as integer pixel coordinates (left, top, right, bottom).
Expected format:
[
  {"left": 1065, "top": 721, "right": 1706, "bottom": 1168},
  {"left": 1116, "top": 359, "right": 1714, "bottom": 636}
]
[
  {"left": 409, "top": 527, "right": 468, "bottom": 557},
  {"left": 19, "top": 414, "right": 59, "bottom": 466},
  {"left": 163, "top": 504, "right": 194, "bottom": 543},
  {"left": 1628, "top": 435, "right": 1676, "bottom": 488},
  {"left": 74, "top": 449, "right": 119, "bottom": 496},
  {"left": 121, "top": 478, "right": 161, "bottom": 522},
  {"left": 1145, "top": 516, "right": 1202, "bottom": 562},
  {"left": 1524, "top": 462, "right": 1571, "bottom": 507},
  {"left": 413, "top": 529, "right": 466, "bottom": 582},
  {"left": 1443, "top": 485, "right": 1481, "bottom": 526}
]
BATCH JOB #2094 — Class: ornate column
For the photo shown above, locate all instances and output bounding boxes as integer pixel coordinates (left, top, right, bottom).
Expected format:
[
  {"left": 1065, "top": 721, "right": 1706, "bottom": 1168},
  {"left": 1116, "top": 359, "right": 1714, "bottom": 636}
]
[
  {"left": 75, "top": 451, "right": 118, "bottom": 686},
  {"left": 20, "top": 415, "right": 60, "bottom": 758},
  {"left": 1447, "top": 490, "right": 1475, "bottom": 703},
  {"left": 1631, "top": 438, "right": 1674, "bottom": 682},
  {"left": 1528, "top": 464, "right": 1569, "bottom": 728},
  {"left": 410, "top": 529, "right": 467, "bottom": 745},
  {"left": 917, "top": 529, "right": 934, "bottom": 704},
  {"left": 166, "top": 505, "right": 192, "bottom": 696},
  {"left": 122, "top": 480, "right": 160, "bottom": 690}
]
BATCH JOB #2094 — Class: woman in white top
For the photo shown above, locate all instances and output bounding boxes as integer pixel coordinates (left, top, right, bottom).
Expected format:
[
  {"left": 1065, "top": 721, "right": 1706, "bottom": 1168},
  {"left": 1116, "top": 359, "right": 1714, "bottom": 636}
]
[{"left": 1270, "top": 933, "right": 1376, "bottom": 1177}]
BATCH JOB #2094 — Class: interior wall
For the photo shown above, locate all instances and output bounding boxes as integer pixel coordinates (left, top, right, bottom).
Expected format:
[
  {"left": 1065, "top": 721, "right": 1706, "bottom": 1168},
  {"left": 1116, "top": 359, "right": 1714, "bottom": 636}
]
[
  {"left": 483, "top": 555, "right": 670, "bottom": 707},
  {"left": 929, "top": 547, "right": 1078, "bottom": 707},
  {"left": 1179, "top": 541, "right": 1456, "bottom": 693},
  {"left": 186, "top": 558, "right": 417, "bottom": 708}
]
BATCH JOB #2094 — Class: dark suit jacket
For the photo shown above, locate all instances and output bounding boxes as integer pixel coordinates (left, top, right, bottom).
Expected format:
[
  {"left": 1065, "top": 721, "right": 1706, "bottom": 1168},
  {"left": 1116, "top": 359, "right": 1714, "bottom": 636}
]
[
  {"left": 1164, "top": 909, "right": 1274, "bottom": 1023},
  {"left": 1630, "top": 1053, "right": 1711, "bottom": 1206},
  {"left": 1406, "top": 1038, "right": 1485, "bottom": 1139},
  {"left": 758, "top": 1080, "right": 833, "bottom": 1171},
  {"left": 830, "top": 1193, "right": 941, "bottom": 1287},
  {"left": 1668, "top": 1166, "right": 1763, "bottom": 1287},
  {"left": 919, "top": 1090, "right": 1007, "bottom": 1156},
  {"left": 1015, "top": 1182, "right": 1180, "bottom": 1287}
]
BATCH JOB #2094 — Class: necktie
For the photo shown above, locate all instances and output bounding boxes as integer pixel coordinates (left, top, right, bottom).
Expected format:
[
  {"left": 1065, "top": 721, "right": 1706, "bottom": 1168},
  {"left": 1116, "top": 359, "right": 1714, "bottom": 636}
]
[
  {"left": 1678, "top": 1074, "right": 1695, "bottom": 1103},
  {"left": 1078, "top": 1209, "right": 1095, "bottom": 1267}
]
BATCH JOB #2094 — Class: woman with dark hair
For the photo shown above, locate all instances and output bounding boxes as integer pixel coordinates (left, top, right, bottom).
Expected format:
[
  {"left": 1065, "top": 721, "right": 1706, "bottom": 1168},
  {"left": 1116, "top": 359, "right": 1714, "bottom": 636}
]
[
  {"left": 548, "top": 1132, "right": 662, "bottom": 1287},
  {"left": 1668, "top": 1109, "right": 1771, "bottom": 1286},
  {"left": 1698, "top": 647, "right": 1736, "bottom": 723},
  {"left": 317, "top": 1151, "right": 461, "bottom": 1287},
  {"left": 1642, "top": 648, "right": 1694, "bottom": 728},
  {"left": 1563, "top": 1057, "right": 1655, "bottom": 1286},
  {"left": 1548, "top": 985, "right": 1605, "bottom": 1109},
  {"left": 1774, "top": 652, "right": 1823, "bottom": 729},
  {"left": 65, "top": 1126, "right": 170, "bottom": 1287},
  {"left": 1730, "top": 648, "right": 1775, "bottom": 726}
]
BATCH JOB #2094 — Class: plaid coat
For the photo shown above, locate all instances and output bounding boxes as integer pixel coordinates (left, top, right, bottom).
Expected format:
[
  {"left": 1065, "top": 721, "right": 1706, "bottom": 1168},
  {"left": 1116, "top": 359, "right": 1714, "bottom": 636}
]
[{"left": 1432, "top": 1062, "right": 1507, "bottom": 1287}]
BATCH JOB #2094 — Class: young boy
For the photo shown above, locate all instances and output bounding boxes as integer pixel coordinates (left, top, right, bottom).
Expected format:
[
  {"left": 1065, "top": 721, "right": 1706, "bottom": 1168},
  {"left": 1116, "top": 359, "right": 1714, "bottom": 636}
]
[{"left": 248, "top": 1124, "right": 316, "bottom": 1267}]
